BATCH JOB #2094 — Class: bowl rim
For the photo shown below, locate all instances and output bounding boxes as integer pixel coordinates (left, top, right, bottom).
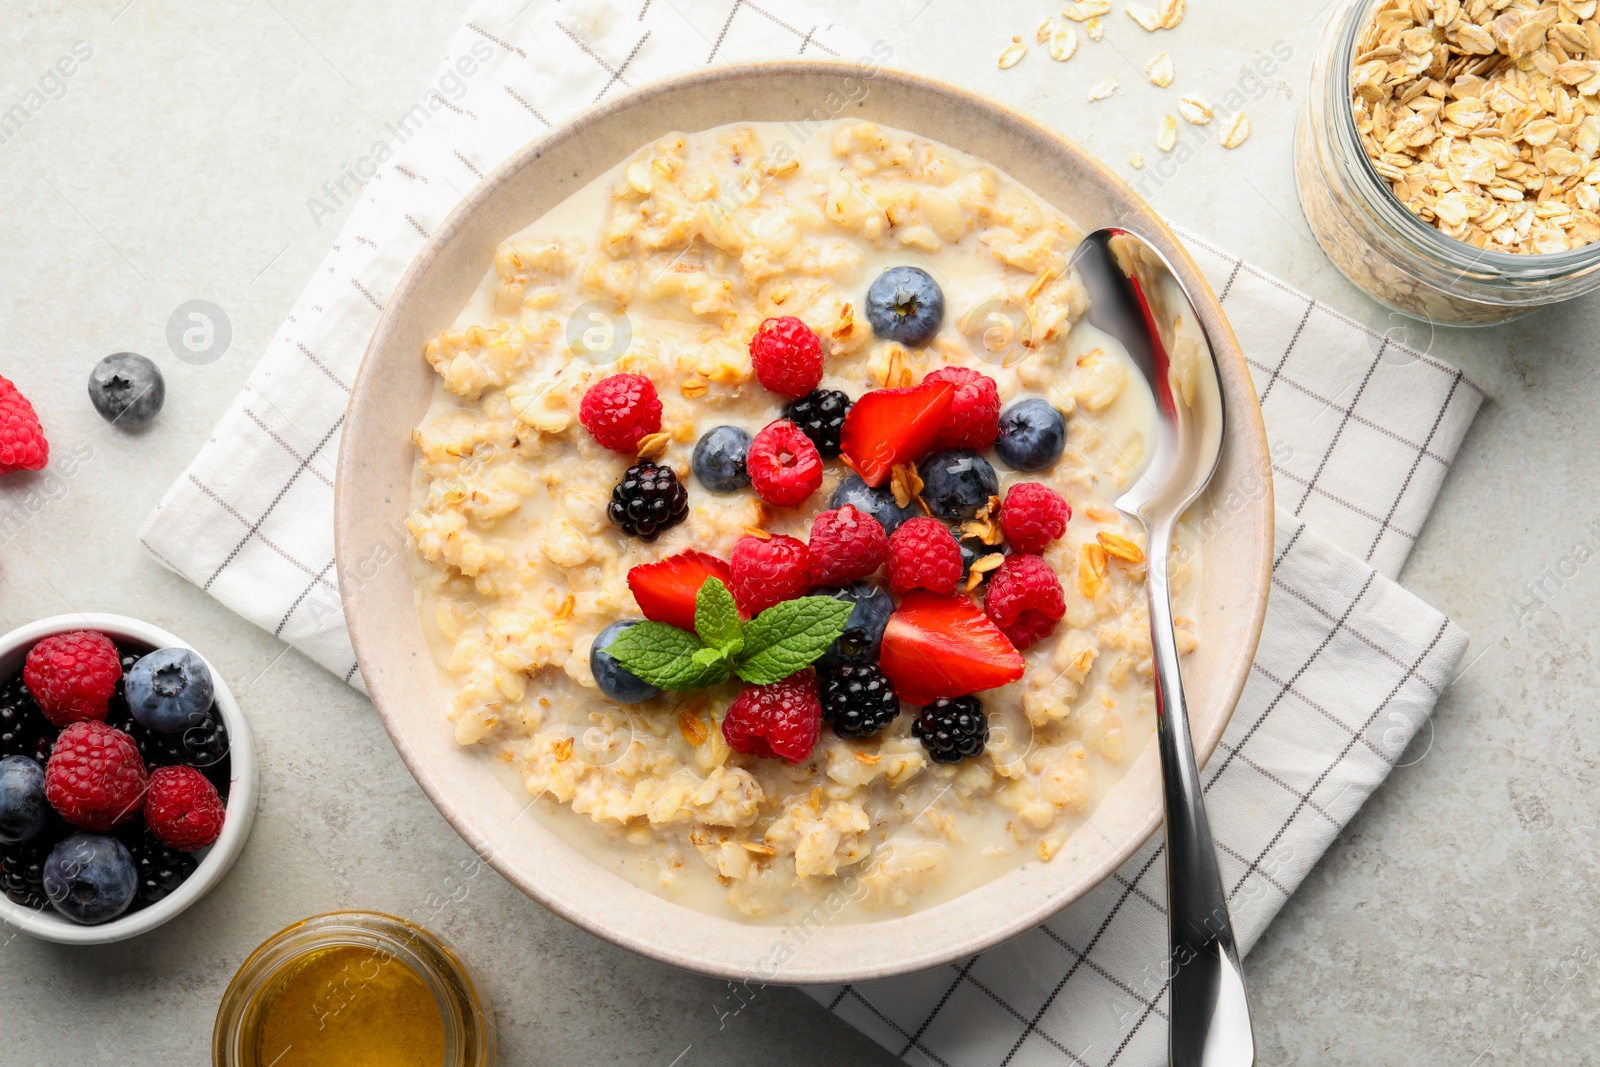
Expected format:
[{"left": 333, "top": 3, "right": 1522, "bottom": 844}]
[
  {"left": 338, "top": 58, "right": 1273, "bottom": 982},
  {"left": 0, "top": 613, "right": 258, "bottom": 945}
]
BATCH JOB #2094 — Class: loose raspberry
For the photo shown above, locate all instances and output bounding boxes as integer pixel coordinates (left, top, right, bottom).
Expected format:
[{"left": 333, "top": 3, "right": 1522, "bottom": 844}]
[
  {"left": 984, "top": 554, "right": 1066, "bottom": 650},
  {"left": 43, "top": 721, "right": 148, "bottom": 831},
  {"left": 24, "top": 630, "right": 122, "bottom": 726},
  {"left": 886, "top": 517, "right": 964, "bottom": 595},
  {"left": 924, "top": 367, "right": 1000, "bottom": 450},
  {"left": 808, "top": 505, "right": 890, "bottom": 586},
  {"left": 730, "top": 534, "right": 811, "bottom": 617},
  {"left": 749, "top": 316, "right": 824, "bottom": 399},
  {"left": 0, "top": 374, "right": 48, "bottom": 475},
  {"left": 579, "top": 373, "right": 662, "bottom": 453},
  {"left": 746, "top": 419, "right": 823, "bottom": 507},
  {"left": 999, "top": 482, "right": 1071, "bottom": 554},
  {"left": 721, "top": 672, "right": 822, "bottom": 763},
  {"left": 143, "top": 766, "right": 226, "bottom": 852}
]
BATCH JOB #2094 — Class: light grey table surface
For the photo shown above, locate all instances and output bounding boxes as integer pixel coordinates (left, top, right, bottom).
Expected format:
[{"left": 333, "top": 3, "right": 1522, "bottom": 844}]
[{"left": 2, "top": 1, "right": 1596, "bottom": 1064}]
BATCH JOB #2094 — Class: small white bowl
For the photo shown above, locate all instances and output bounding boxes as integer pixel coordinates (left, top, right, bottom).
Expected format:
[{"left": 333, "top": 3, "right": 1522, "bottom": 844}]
[{"left": 0, "top": 613, "right": 257, "bottom": 944}]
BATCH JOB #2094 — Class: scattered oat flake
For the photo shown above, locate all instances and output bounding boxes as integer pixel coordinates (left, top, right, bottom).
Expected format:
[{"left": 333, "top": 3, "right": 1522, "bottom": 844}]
[
  {"left": 1037, "top": 16, "right": 1055, "bottom": 43},
  {"left": 1158, "top": 0, "right": 1185, "bottom": 28},
  {"left": 1158, "top": 114, "right": 1179, "bottom": 151},
  {"left": 999, "top": 37, "right": 1027, "bottom": 69},
  {"left": 1088, "top": 76, "right": 1119, "bottom": 102},
  {"left": 1129, "top": 152, "right": 1146, "bottom": 169},
  {"left": 1048, "top": 22, "right": 1079, "bottom": 61},
  {"left": 1062, "top": 0, "right": 1112, "bottom": 19},
  {"left": 1087, "top": 16, "right": 1105, "bottom": 40},
  {"left": 1178, "top": 94, "right": 1214, "bottom": 124},
  {"left": 1219, "top": 111, "right": 1251, "bottom": 149},
  {"left": 1126, "top": 1, "right": 1162, "bottom": 31},
  {"left": 1146, "top": 52, "right": 1174, "bottom": 87}
]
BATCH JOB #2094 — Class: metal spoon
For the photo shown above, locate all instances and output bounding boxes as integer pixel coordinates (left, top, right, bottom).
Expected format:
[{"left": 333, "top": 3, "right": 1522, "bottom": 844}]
[{"left": 1068, "top": 227, "right": 1255, "bottom": 1067}]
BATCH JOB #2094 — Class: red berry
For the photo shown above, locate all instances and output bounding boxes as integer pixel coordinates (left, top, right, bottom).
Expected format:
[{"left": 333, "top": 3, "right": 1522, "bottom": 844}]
[
  {"left": 721, "top": 672, "right": 822, "bottom": 763},
  {"left": 0, "top": 374, "right": 48, "bottom": 476},
  {"left": 886, "top": 516, "right": 964, "bottom": 595},
  {"left": 43, "top": 721, "right": 148, "bottom": 832},
  {"left": 579, "top": 373, "right": 662, "bottom": 453},
  {"left": 24, "top": 630, "right": 122, "bottom": 727},
  {"left": 984, "top": 554, "right": 1066, "bottom": 650},
  {"left": 144, "top": 766, "right": 227, "bottom": 852},
  {"left": 730, "top": 534, "right": 811, "bottom": 617},
  {"left": 999, "top": 482, "right": 1071, "bottom": 554},
  {"left": 627, "top": 550, "right": 735, "bottom": 632},
  {"left": 749, "top": 316, "right": 824, "bottom": 399},
  {"left": 879, "top": 591, "right": 1024, "bottom": 705},
  {"left": 839, "top": 377, "right": 956, "bottom": 487},
  {"left": 808, "top": 505, "right": 889, "bottom": 587},
  {"left": 925, "top": 367, "right": 1001, "bottom": 450},
  {"left": 746, "top": 420, "right": 823, "bottom": 507}
]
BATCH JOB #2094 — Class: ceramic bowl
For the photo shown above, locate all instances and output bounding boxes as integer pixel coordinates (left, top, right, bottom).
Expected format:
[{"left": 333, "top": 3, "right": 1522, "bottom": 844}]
[
  {"left": 336, "top": 61, "right": 1272, "bottom": 983},
  {"left": 0, "top": 613, "right": 257, "bottom": 944}
]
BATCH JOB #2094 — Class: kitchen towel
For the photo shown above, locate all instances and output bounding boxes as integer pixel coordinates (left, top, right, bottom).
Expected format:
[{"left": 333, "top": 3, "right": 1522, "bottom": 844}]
[{"left": 138, "top": 2, "right": 1484, "bottom": 1064}]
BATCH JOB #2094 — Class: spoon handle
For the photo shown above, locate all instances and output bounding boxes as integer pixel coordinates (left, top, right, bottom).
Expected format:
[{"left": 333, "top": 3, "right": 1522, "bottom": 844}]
[{"left": 1145, "top": 521, "right": 1256, "bottom": 1067}]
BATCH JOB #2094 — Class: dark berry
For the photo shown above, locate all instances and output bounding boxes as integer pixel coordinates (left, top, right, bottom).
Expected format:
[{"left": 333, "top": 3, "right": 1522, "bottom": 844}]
[
  {"left": 995, "top": 398, "right": 1067, "bottom": 472},
  {"left": 919, "top": 449, "right": 999, "bottom": 522},
  {"left": 43, "top": 833, "right": 138, "bottom": 925},
  {"left": 866, "top": 266, "right": 944, "bottom": 346},
  {"left": 0, "top": 675, "right": 55, "bottom": 763},
  {"left": 782, "top": 389, "right": 853, "bottom": 458},
  {"left": 821, "top": 663, "right": 901, "bottom": 739},
  {"left": 0, "top": 828, "right": 57, "bottom": 909},
  {"left": 912, "top": 696, "right": 990, "bottom": 764},
  {"left": 959, "top": 536, "right": 1009, "bottom": 577},
  {"left": 691, "top": 426, "right": 752, "bottom": 494},
  {"left": 829, "top": 473, "right": 917, "bottom": 535},
  {"left": 125, "top": 648, "right": 215, "bottom": 733},
  {"left": 118, "top": 826, "right": 197, "bottom": 908},
  {"left": 608, "top": 461, "right": 689, "bottom": 541},
  {"left": 0, "top": 756, "right": 48, "bottom": 845},
  {"left": 87, "top": 352, "right": 165, "bottom": 427},
  {"left": 814, "top": 581, "right": 895, "bottom": 671},
  {"left": 589, "top": 621, "right": 662, "bottom": 705}
]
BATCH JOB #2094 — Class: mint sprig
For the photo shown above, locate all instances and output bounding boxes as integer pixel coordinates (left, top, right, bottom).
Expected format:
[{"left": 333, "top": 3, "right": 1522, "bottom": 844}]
[{"left": 604, "top": 578, "right": 853, "bottom": 692}]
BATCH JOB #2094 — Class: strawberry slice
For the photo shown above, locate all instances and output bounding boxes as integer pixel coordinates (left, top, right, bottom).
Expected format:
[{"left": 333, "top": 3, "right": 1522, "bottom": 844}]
[
  {"left": 840, "top": 377, "right": 956, "bottom": 488},
  {"left": 879, "top": 590, "right": 1025, "bottom": 704},
  {"left": 626, "top": 550, "right": 734, "bottom": 633}
]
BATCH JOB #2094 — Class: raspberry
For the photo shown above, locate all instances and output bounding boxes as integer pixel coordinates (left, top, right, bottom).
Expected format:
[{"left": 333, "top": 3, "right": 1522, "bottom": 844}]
[
  {"left": 886, "top": 517, "right": 963, "bottom": 595},
  {"left": 749, "top": 316, "right": 824, "bottom": 399},
  {"left": 729, "top": 534, "right": 811, "bottom": 617},
  {"left": 721, "top": 672, "right": 822, "bottom": 763},
  {"left": 43, "top": 721, "right": 148, "bottom": 832},
  {"left": 999, "top": 482, "right": 1071, "bottom": 554},
  {"left": 808, "top": 505, "right": 889, "bottom": 586},
  {"left": 0, "top": 374, "right": 48, "bottom": 475},
  {"left": 579, "top": 373, "right": 662, "bottom": 453},
  {"left": 746, "top": 420, "right": 823, "bottom": 507},
  {"left": 24, "top": 630, "right": 122, "bottom": 727},
  {"left": 143, "top": 766, "right": 226, "bottom": 852},
  {"left": 924, "top": 367, "right": 1000, "bottom": 450},
  {"left": 984, "top": 554, "right": 1066, "bottom": 650}
]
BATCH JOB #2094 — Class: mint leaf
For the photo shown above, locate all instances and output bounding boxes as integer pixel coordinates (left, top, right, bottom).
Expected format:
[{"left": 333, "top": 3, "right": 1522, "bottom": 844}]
[
  {"left": 735, "top": 596, "right": 855, "bottom": 685},
  {"left": 694, "top": 578, "right": 744, "bottom": 657},
  {"left": 604, "top": 622, "right": 730, "bottom": 691}
]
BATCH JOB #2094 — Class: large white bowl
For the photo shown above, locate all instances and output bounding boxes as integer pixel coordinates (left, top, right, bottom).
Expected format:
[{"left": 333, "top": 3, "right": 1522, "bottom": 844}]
[{"left": 0, "top": 613, "right": 257, "bottom": 944}]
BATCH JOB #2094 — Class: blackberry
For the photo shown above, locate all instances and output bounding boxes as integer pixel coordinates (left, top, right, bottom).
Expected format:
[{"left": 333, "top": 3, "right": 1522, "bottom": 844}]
[
  {"left": 821, "top": 663, "right": 901, "bottom": 739},
  {"left": 118, "top": 826, "right": 198, "bottom": 908},
  {"left": 912, "top": 696, "right": 989, "bottom": 763},
  {"left": 608, "top": 461, "right": 689, "bottom": 542},
  {"left": 0, "top": 675, "right": 54, "bottom": 763},
  {"left": 782, "top": 389, "right": 853, "bottom": 458},
  {"left": 106, "top": 706, "right": 232, "bottom": 796},
  {"left": 0, "top": 818, "right": 66, "bottom": 909}
]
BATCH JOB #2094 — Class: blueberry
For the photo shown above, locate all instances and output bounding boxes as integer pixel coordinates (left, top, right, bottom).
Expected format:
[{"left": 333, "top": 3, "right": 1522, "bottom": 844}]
[
  {"left": 995, "top": 398, "right": 1067, "bottom": 472},
  {"left": 814, "top": 582, "right": 894, "bottom": 671},
  {"left": 0, "top": 756, "right": 48, "bottom": 845},
  {"left": 87, "top": 352, "right": 165, "bottom": 427},
  {"left": 43, "top": 834, "right": 137, "bottom": 925},
  {"left": 125, "top": 648, "right": 215, "bottom": 734},
  {"left": 919, "top": 449, "right": 998, "bottom": 523},
  {"left": 691, "top": 426, "right": 752, "bottom": 494},
  {"left": 829, "top": 473, "right": 918, "bottom": 535},
  {"left": 959, "top": 536, "right": 1010, "bottom": 577},
  {"left": 866, "top": 266, "right": 944, "bottom": 346},
  {"left": 590, "top": 621, "right": 662, "bottom": 704}
]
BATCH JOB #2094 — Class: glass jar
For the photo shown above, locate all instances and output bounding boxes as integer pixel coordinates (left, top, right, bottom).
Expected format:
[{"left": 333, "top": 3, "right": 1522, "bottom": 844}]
[
  {"left": 214, "top": 911, "right": 496, "bottom": 1067},
  {"left": 1295, "top": 0, "right": 1600, "bottom": 325}
]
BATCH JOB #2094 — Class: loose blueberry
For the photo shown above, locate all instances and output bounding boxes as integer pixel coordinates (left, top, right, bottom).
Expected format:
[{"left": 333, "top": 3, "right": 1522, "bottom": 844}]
[
  {"left": 690, "top": 426, "right": 752, "bottom": 494},
  {"left": 919, "top": 449, "right": 999, "bottom": 523},
  {"left": 829, "top": 473, "right": 918, "bottom": 535},
  {"left": 865, "top": 266, "right": 945, "bottom": 346},
  {"left": 590, "top": 621, "right": 663, "bottom": 704},
  {"left": 995, "top": 398, "right": 1067, "bottom": 472},
  {"left": 0, "top": 756, "right": 48, "bottom": 845},
  {"left": 87, "top": 352, "right": 165, "bottom": 427},
  {"left": 125, "top": 648, "right": 215, "bottom": 734},
  {"left": 43, "top": 833, "right": 138, "bottom": 925},
  {"left": 814, "top": 582, "right": 895, "bottom": 671}
]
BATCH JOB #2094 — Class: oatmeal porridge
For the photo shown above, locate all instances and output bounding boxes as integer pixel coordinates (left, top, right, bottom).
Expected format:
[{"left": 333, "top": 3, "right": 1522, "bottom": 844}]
[{"left": 407, "top": 119, "right": 1202, "bottom": 923}]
